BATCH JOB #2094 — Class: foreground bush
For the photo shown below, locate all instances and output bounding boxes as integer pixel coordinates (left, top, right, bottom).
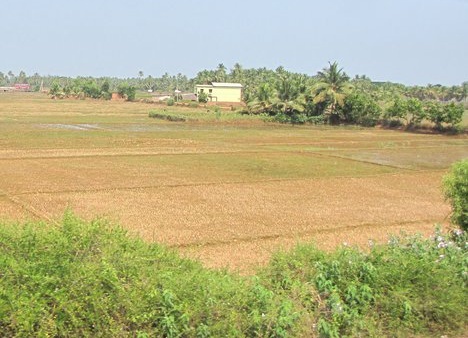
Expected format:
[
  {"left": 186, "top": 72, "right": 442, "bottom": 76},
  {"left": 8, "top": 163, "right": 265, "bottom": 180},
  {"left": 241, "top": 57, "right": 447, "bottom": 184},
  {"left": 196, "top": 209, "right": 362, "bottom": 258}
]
[
  {"left": 260, "top": 230, "right": 467, "bottom": 337},
  {"left": 0, "top": 213, "right": 298, "bottom": 337},
  {"left": 444, "top": 159, "right": 468, "bottom": 230},
  {"left": 1, "top": 213, "right": 466, "bottom": 337}
]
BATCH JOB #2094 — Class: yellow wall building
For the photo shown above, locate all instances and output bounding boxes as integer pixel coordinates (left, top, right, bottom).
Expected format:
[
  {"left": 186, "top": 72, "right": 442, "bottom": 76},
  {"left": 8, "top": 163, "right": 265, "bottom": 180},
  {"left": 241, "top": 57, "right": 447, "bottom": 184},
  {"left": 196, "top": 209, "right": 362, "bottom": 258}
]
[{"left": 195, "top": 82, "right": 243, "bottom": 103}]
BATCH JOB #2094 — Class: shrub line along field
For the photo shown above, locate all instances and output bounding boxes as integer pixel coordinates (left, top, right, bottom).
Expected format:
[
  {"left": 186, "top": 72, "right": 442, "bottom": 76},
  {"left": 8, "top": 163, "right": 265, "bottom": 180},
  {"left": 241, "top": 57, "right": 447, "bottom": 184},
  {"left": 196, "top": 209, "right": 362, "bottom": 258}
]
[{"left": 1, "top": 93, "right": 467, "bottom": 272}]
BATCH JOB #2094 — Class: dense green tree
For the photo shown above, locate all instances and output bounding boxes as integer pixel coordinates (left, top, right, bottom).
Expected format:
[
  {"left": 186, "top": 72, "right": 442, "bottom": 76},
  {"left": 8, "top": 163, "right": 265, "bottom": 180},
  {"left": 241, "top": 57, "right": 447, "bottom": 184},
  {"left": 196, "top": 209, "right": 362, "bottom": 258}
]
[
  {"left": 214, "top": 63, "right": 227, "bottom": 82},
  {"left": 142, "top": 75, "right": 156, "bottom": 91},
  {"left": 82, "top": 80, "right": 101, "bottom": 99},
  {"left": 229, "top": 62, "right": 245, "bottom": 84},
  {"left": 443, "top": 102, "right": 465, "bottom": 128},
  {"left": 384, "top": 98, "right": 407, "bottom": 125},
  {"left": 273, "top": 73, "right": 307, "bottom": 114},
  {"left": 424, "top": 101, "right": 464, "bottom": 130},
  {"left": 461, "top": 81, "right": 468, "bottom": 102},
  {"left": 247, "top": 83, "right": 277, "bottom": 114},
  {"left": 341, "top": 91, "right": 382, "bottom": 126},
  {"left": 117, "top": 82, "right": 136, "bottom": 101},
  {"left": 194, "top": 69, "right": 215, "bottom": 85},
  {"left": 405, "top": 97, "right": 424, "bottom": 126},
  {"left": 100, "top": 80, "right": 111, "bottom": 100},
  {"left": 7, "top": 71, "right": 15, "bottom": 84},
  {"left": 312, "top": 62, "right": 352, "bottom": 123},
  {"left": 424, "top": 101, "right": 444, "bottom": 129},
  {"left": 351, "top": 75, "right": 374, "bottom": 97},
  {"left": 49, "top": 82, "right": 63, "bottom": 98}
]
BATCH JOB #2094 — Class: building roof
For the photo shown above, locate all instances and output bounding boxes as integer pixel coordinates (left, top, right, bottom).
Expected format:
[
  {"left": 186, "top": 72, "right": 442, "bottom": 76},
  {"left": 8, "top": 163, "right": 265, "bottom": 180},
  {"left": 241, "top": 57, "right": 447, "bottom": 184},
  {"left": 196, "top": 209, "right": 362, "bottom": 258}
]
[
  {"left": 195, "top": 82, "right": 243, "bottom": 88},
  {"left": 211, "top": 82, "right": 243, "bottom": 88}
]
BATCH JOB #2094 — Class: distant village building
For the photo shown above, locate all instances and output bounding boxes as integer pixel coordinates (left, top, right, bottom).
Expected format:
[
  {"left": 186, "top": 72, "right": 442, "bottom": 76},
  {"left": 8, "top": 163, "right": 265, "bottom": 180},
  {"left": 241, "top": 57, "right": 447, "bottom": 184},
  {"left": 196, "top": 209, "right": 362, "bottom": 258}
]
[
  {"left": 14, "top": 83, "right": 30, "bottom": 91},
  {"left": 195, "top": 82, "right": 243, "bottom": 103},
  {"left": 0, "top": 84, "right": 31, "bottom": 92}
]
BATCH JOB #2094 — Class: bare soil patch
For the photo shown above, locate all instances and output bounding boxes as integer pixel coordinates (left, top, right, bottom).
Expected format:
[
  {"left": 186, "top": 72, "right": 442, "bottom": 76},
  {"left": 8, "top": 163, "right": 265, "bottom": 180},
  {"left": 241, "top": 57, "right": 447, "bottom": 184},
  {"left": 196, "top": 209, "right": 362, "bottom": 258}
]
[{"left": 15, "top": 172, "right": 449, "bottom": 271}]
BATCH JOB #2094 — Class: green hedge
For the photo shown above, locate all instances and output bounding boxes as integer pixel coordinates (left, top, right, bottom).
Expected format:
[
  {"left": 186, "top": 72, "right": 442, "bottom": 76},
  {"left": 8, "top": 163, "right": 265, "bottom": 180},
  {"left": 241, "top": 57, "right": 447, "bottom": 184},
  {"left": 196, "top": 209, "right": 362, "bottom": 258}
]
[
  {"left": 1, "top": 213, "right": 466, "bottom": 337},
  {"left": 0, "top": 213, "right": 297, "bottom": 337},
  {"left": 148, "top": 111, "right": 187, "bottom": 122}
]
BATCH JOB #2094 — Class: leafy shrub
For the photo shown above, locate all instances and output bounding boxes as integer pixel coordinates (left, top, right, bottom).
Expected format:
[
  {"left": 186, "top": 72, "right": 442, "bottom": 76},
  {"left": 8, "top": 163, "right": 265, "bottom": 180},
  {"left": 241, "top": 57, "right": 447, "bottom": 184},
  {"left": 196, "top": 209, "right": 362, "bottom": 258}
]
[
  {"left": 166, "top": 98, "right": 175, "bottom": 106},
  {"left": 0, "top": 213, "right": 300, "bottom": 337},
  {"left": 260, "top": 230, "right": 468, "bottom": 337},
  {"left": 101, "top": 91, "right": 112, "bottom": 100},
  {"left": 117, "top": 82, "right": 136, "bottom": 101},
  {"left": 443, "top": 159, "right": 468, "bottom": 230},
  {"left": 341, "top": 92, "right": 382, "bottom": 126},
  {"left": 404, "top": 97, "right": 424, "bottom": 126},
  {"left": 443, "top": 102, "right": 464, "bottom": 128},
  {"left": 424, "top": 101, "right": 464, "bottom": 130},
  {"left": 307, "top": 115, "right": 325, "bottom": 125},
  {"left": 82, "top": 80, "right": 101, "bottom": 99},
  {"left": 424, "top": 101, "right": 444, "bottom": 129},
  {"left": 383, "top": 97, "right": 426, "bottom": 127},
  {"left": 198, "top": 91, "right": 208, "bottom": 103},
  {"left": 384, "top": 98, "right": 406, "bottom": 124}
]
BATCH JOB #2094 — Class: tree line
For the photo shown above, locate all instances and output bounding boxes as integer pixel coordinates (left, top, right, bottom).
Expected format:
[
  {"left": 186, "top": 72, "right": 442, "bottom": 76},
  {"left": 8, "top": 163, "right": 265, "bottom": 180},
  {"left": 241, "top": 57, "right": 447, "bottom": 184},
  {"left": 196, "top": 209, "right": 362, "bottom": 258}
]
[
  {"left": 240, "top": 62, "right": 467, "bottom": 130},
  {"left": 2, "top": 64, "right": 467, "bottom": 102},
  {"left": 1, "top": 64, "right": 466, "bottom": 129}
]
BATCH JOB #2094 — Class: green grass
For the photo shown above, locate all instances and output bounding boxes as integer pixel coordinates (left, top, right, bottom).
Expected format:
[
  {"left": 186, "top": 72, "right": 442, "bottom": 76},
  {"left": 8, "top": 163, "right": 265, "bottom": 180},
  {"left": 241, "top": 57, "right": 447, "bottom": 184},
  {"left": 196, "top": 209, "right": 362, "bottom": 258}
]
[{"left": 1, "top": 214, "right": 466, "bottom": 337}]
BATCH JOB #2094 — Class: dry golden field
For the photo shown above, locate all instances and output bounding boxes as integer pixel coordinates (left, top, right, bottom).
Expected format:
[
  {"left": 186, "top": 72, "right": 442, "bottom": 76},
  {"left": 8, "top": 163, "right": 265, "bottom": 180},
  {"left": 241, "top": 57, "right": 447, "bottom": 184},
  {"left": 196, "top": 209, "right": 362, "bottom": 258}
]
[{"left": 1, "top": 92, "right": 467, "bottom": 272}]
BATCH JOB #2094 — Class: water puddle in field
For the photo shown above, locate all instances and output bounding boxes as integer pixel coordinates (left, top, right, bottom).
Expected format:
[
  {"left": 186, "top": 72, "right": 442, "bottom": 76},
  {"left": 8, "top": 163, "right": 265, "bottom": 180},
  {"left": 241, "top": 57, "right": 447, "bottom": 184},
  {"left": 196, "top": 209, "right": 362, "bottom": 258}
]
[
  {"left": 37, "top": 124, "right": 104, "bottom": 131},
  {"left": 36, "top": 123, "right": 269, "bottom": 133}
]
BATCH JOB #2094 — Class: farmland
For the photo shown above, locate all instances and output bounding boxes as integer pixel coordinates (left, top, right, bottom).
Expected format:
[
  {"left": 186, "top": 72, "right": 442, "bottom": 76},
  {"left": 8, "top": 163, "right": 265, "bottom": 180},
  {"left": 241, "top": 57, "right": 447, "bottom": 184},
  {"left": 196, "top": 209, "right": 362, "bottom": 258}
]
[{"left": 1, "top": 92, "right": 467, "bottom": 272}]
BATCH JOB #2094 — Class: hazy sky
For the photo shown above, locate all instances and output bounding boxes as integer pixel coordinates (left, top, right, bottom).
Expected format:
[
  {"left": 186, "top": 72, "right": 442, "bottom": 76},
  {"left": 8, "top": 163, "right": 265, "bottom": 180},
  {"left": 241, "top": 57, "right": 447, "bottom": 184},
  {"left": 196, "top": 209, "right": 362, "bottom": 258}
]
[{"left": 2, "top": 0, "right": 467, "bottom": 85}]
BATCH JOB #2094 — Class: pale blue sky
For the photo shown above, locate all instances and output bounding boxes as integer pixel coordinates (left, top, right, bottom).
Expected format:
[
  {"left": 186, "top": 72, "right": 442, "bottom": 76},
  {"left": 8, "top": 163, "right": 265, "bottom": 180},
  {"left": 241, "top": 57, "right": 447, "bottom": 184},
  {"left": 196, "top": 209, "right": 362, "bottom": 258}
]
[{"left": 2, "top": 0, "right": 467, "bottom": 85}]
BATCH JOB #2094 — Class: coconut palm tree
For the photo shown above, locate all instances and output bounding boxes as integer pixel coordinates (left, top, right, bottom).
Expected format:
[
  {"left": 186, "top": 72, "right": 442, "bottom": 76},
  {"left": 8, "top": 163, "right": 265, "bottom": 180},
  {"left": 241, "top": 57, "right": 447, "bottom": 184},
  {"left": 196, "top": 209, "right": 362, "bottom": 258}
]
[
  {"left": 274, "top": 73, "right": 308, "bottom": 115},
  {"left": 461, "top": 81, "right": 468, "bottom": 103},
  {"left": 247, "top": 83, "right": 277, "bottom": 114},
  {"left": 247, "top": 72, "right": 308, "bottom": 116},
  {"left": 312, "top": 62, "right": 352, "bottom": 122},
  {"left": 230, "top": 63, "right": 245, "bottom": 84},
  {"left": 214, "top": 63, "right": 227, "bottom": 82}
]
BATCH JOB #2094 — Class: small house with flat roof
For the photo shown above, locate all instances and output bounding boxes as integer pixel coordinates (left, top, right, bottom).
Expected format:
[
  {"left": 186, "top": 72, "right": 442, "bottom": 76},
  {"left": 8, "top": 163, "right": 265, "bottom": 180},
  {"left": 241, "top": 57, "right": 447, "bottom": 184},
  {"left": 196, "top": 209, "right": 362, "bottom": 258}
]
[{"left": 195, "top": 82, "right": 243, "bottom": 103}]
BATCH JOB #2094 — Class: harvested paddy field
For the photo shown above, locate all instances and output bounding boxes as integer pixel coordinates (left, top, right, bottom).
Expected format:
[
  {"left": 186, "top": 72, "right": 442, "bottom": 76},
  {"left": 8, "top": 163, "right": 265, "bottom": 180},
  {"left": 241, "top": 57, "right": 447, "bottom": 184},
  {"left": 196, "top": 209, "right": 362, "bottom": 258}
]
[{"left": 1, "top": 93, "right": 467, "bottom": 272}]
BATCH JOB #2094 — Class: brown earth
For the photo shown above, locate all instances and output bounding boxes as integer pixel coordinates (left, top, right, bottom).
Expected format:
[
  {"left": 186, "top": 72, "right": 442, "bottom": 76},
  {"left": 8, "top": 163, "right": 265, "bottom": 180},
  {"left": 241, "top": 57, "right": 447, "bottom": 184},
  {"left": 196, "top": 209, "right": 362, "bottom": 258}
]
[
  {"left": 0, "top": 93, "right": 466, "bottom": 273},
  {"left": 2, "top": 169, "right": 451, "bottom": 273}
]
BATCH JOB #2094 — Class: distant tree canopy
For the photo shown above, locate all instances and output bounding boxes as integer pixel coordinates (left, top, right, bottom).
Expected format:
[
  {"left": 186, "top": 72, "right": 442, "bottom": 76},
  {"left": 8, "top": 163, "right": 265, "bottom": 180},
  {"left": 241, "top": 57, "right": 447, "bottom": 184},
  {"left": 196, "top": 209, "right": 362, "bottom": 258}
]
[
  {"left": 239, "top": 63, "right": 466, "bottom": 130},
  {"left": 48, "top": 78, "right": 113, "bottom": 100},
  {"left": 2, "top": 65, "right": 466, "bottom": 129}
]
